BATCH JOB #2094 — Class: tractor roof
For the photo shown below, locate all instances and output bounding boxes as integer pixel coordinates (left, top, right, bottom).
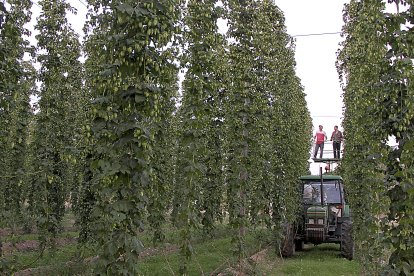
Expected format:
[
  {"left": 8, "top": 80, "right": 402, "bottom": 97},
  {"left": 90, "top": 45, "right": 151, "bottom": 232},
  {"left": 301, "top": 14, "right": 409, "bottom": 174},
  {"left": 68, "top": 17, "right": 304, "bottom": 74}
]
[{"left": 299, "top": 175, "right": 343, "bottom": 181}]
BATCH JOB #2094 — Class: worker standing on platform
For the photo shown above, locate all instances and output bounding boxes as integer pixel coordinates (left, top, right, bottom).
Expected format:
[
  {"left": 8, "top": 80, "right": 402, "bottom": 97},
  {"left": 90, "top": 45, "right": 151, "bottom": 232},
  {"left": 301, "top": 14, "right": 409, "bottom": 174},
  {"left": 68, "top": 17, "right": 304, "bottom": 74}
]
[
  {"left": 330, "top": 125, "right": 343, "bottom": 159},
  {"left": 313, "top": 125, "right": 327, "bottom": 159}
]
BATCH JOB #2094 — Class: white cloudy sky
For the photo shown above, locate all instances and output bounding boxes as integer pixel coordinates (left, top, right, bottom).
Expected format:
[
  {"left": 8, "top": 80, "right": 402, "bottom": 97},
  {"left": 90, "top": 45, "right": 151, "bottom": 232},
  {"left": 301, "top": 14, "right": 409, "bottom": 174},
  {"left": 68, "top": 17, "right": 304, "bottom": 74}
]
[
  {"left": 274, "top": 1, "right": 350, "bottom": 173},
  {"left": 275, "top": 0, "right": 349, "bottom": 132}
]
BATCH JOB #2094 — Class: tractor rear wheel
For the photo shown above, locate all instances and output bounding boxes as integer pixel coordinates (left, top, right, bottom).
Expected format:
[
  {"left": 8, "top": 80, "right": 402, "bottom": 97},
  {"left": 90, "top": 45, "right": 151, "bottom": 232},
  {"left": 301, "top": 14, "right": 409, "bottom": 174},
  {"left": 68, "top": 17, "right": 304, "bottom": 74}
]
[
  {"left": 295, "top": 239, "right": 304, "bottom": 251},
  {"left": 281, "top": 224, "right": 295, "bottom": 257},
  {"left": 340, "top": 220, "right": 354, "bottom": 260}
]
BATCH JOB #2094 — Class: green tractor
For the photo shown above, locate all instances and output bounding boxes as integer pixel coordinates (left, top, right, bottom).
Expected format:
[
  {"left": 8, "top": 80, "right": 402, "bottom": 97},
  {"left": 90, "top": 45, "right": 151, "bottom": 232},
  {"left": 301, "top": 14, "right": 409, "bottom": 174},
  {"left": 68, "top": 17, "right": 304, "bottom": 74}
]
[{"left": 281, "top": 172, "right": 354, "bottom": 260}]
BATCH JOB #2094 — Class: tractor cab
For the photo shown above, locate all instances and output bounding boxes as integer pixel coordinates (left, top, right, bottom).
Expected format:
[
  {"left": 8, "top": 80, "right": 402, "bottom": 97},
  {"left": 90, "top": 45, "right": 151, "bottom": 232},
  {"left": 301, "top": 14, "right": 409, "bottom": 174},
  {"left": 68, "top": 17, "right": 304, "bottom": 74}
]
[
  {"left": 299, "top": 175, "right": 350, "bottom": 243},
  {"left": 283, "top": 173, "right": 354, "bottom": 260},
  {"left": 280, "top": 159, "right": 354, "bottom": 260}
]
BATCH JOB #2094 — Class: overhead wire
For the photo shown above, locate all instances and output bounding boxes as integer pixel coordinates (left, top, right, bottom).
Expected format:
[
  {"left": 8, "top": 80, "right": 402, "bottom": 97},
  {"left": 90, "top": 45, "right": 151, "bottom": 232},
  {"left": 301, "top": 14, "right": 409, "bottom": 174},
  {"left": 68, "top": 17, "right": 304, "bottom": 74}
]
[
  {"left": 292, "top": 32, "right": 341, "bottom": 37},
  {"left": 77, "top": 0, "right": 87, "bottom": 8},
  {"left": 292, "top": 31, "right": 341, "bottom": 37},
  {"left": 30, "top": 1, "right": 342, "bottom": 39}
]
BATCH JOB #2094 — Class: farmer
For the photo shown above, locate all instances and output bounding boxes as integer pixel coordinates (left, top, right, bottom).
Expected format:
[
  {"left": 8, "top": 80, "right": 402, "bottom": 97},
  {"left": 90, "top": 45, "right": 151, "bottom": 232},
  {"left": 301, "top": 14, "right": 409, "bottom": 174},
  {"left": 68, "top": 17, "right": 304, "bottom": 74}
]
[
  {"left": 330, "top": 125, "right": 343, "bottom": 159},
  {"left": 313, "top": 125, "right": 327, "bottom": 159}
]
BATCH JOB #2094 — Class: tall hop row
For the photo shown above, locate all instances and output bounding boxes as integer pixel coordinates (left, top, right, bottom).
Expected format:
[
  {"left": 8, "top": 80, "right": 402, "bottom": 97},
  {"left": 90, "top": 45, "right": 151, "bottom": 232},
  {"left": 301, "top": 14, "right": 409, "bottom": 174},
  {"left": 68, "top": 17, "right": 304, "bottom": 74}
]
[
  {"left": 0, "top": 0, "right": 87, "bottom": 259},
  {"left": 83, "top": 0, "right": 182, "bottom": 273},
  {"left": 338, "top": 0, "right": 414, "bottom": 274},
  {"left": 0, "top": 0, "right": 33, "bottom": 233}
]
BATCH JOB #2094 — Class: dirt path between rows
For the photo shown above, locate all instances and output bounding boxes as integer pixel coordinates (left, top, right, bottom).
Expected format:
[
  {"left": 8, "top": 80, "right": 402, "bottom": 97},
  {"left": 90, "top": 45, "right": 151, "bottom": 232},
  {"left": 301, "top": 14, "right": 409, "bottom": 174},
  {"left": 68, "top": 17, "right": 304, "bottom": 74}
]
[
  {"left": 1, "top": 237, "right": 77, "bottom": 255},
  {"left": 0, "top": 226, "right": 77, "bottom": 237}
]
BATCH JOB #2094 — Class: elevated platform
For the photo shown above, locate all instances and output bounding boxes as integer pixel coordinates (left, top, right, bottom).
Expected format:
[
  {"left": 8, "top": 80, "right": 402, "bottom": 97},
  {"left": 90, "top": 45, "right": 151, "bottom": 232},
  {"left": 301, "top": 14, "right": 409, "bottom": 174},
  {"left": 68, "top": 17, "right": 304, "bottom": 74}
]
[
  {"left": 312, "top": 158, "right": 341, "bottom": 163},
  {"left": 300, "top": 175, "right": 343, "bottom": 181}
]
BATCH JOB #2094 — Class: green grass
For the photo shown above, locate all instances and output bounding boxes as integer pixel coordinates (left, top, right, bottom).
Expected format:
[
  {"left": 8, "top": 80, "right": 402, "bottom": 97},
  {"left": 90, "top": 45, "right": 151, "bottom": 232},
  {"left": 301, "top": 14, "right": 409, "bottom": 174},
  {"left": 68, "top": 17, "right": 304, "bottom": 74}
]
[
  {"left": 6, "top": 223, "right": 361, "bottom": 276},
  {"left": 8, "top": 224, "right": 242, "bottom": 275},
  {"left": 139, "top": 237, "right": 232, "bottom": 275},
  {"left": 139, "top": 233, "right": 266, "bottom": 275},
  {"left": 10, "top": 231, "right": 263, "bottom": 275},
  {"left": 11, "top": 243, "right": 94, "bottom": 270},
  {"left": 259, "top": 243, "right": 361, "bottom": 276}
]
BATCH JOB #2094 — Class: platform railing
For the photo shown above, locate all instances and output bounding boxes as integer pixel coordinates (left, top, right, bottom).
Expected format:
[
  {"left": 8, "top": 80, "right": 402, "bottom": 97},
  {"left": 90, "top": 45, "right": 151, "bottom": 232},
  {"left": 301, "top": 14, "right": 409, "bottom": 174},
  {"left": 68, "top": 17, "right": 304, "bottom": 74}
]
[{"left": 309, "top": 140, "right": 344, "bottom": 162}]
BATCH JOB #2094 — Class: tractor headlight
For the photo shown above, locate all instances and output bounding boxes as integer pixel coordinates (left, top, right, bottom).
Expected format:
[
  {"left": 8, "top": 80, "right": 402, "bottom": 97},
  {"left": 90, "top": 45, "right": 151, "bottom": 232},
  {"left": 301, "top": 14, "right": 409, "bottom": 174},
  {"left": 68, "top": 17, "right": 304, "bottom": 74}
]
[
  {"left": 308, "top": 218, "right": 314, "bottom": 224},
  {"left": 318, "top": 218, "right": 324, "bottom": 224}
]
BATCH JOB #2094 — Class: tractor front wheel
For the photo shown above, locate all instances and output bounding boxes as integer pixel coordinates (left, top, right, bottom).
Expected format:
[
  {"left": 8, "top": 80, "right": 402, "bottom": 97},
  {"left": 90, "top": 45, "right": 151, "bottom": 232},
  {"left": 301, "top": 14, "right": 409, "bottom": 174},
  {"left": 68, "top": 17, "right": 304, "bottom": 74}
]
[{"left": 340, "top": 220, "right": 354, "bottom": 260}]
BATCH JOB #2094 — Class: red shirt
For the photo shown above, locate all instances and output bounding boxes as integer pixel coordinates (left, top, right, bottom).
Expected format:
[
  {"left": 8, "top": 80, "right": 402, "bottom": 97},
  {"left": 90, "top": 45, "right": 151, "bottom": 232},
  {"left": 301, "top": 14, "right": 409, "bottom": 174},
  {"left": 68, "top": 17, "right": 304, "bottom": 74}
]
[{"left": 315, "top": 130, "right": 326, "bottom": 144}]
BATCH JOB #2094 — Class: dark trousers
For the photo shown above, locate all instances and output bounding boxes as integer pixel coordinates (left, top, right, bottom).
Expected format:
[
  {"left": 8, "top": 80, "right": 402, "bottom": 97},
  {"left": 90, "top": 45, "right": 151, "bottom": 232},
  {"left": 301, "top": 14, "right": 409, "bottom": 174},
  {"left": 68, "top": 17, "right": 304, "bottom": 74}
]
[
  {"left": 333, "top": 141, "right": 341, "bottom": 159},
  {"left": 314, "top": 143, "right": 324, "bottom": 158}
]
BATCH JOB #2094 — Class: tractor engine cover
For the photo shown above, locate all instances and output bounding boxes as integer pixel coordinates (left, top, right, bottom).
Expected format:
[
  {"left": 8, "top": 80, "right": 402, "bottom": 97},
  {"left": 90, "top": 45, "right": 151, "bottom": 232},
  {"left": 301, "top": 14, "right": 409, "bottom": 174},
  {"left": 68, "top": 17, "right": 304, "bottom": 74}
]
[{"left": 306, "top": 206, "right": 327, "bottom": 243}]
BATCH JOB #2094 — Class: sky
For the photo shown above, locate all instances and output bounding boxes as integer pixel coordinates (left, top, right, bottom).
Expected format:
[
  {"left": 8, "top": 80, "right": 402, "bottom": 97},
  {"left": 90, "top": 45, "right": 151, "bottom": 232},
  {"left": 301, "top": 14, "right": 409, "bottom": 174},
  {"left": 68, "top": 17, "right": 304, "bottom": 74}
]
[
  {"left": 275, "top": 1, "right": 349, "bottom": 129},
  {"left": 275, "top": 1, "right": 350, "bottom": 173},
  {"left": 28, "top": 0, "right": 351, "bottom": 174}
]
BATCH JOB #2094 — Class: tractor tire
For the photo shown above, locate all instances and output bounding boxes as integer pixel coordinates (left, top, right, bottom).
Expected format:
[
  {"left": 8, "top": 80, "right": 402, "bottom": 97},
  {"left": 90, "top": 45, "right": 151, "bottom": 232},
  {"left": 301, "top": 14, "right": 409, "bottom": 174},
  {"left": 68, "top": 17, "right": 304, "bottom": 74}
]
[
  {"left": 295, "top": 239, "right": 304, "bottom": 251},
  {"left": 281, "top": 224, "right": 295, "bottom": 258},
  {"left": 340, "top": 220, "right": 354, "bottom": 260}
]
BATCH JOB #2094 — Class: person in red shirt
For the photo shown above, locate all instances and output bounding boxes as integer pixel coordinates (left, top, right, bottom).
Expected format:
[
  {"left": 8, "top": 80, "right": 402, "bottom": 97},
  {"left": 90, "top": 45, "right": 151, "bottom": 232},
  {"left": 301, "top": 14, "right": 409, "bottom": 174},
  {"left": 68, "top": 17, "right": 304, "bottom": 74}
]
[{"left": 313, "top": 125, "right": 327, "bottom": 159}]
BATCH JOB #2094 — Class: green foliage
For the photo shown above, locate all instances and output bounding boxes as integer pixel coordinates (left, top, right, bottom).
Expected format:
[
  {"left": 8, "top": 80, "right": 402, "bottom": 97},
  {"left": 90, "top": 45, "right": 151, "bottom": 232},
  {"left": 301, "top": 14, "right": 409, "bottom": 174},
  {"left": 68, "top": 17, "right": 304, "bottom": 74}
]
[
  {"left": 0, "top": 2, "right": 33, "bottom": 272},
  {"left": 2, "top": 62, "right": 35, "bottom": 229},
  {"left": 380, "top": 2, "right": 414, "bottom": 274},
  {"left": 84, "top": 0, "right": 181, "bottom": 274},
  {"left": 338, "top": 0, "right": 414, "bottom": 274},
  {"left": 173, "top": 1, "right": 226, "bottom": 273},
  {"left": 31, "top": 0, "right": 83, "bottom": 249},
  {"left": 224, "top": 0, "right": 312, "bottom": 260},
  {"left": 75, "top": 153, "right": 95, "bottom": 244},
  {"left": 1, "top": 1, "right": 313, "bottom": 274},
  {"left": 0, "top": 0, "right": 33, "bottom": 225},
  {"left": 224, "top": 0, "right": 269, "bottom": 259},
  {"left": 338, "top": 1, "right": 390, "bottom": 273},
  {"left": 146, "top": 25, "right": 179, "bottom": 248}
]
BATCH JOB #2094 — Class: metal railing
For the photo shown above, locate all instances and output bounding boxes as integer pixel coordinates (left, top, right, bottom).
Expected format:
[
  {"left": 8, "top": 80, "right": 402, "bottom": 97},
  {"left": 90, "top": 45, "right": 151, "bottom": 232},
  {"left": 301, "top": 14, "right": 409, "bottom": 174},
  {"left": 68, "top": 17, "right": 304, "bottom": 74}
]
[{"left": 309, "top": 140, "right": 344, "bottom": 160}]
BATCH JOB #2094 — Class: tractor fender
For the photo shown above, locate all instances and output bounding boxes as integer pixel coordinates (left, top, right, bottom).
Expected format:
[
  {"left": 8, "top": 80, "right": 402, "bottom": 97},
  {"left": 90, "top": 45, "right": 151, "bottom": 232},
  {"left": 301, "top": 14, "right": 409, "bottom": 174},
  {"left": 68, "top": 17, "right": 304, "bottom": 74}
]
[{"left": 342, "top": 204, "right": 351, "bottom": 217}]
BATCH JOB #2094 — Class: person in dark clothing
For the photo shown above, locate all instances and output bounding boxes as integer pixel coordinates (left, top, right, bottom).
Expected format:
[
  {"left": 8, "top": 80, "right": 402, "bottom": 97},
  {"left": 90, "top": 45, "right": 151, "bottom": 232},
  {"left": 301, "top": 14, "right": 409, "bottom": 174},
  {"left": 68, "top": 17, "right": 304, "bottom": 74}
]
[{"left": 330, "top": 125, "right": 343, "bottom": 159}]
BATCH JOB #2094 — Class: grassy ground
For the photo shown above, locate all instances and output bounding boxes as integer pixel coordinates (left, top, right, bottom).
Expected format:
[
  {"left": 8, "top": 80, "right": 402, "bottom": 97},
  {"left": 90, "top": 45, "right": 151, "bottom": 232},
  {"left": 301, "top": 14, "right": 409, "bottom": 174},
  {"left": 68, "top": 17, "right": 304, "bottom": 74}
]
[
  {"left": 140, "top": 237, "right": 236, "bottom": 275},
  {"left": 7, "top": 239, "right": 362, "bottom": 276},
  {"left": 139, "top": 233, "right": 269, "bottom": 275},
  {"left": 6, "top": 225, "right": 271, "bottom": 275},
  {"left": 256, "top": 243, "right": 361, "bottom": 276},
  {"left": 2, "top": 213, "right": 361, "bottom": 275}
]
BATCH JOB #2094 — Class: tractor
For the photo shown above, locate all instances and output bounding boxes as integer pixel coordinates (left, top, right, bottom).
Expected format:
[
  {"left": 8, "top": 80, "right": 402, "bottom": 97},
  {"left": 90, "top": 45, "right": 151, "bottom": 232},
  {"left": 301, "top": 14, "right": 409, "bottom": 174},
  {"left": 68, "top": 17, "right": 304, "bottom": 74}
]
[{"left": 281, "top": 170, "right": 354, "bottom": 260}]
